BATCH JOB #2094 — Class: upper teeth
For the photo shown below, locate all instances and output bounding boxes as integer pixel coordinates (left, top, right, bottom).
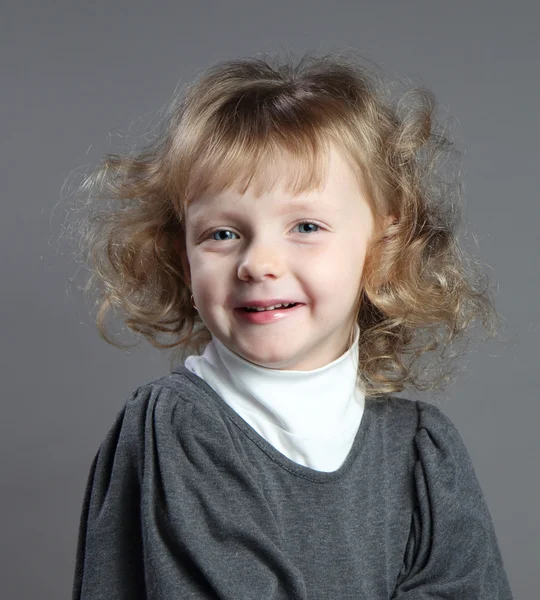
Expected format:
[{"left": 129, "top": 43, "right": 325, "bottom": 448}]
[{"left": 245, "top": 303, "right": 295, "bottom": 311}]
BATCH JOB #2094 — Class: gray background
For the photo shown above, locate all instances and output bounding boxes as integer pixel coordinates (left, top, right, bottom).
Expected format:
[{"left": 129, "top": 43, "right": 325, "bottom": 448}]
[{"left": 1, "top": 0, "right": 538, "bottom": 597}]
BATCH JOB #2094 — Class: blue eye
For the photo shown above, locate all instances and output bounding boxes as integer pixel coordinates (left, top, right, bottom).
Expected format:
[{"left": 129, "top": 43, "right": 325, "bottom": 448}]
[
  {"left": 206, "top": 221, "right": 322, "bottom": 241},
  {"left": 295, "top": 221, "right": 321, "bottom": 234},
  {"left": 208, "top": 229, "right": 238, "bottom": 241}
]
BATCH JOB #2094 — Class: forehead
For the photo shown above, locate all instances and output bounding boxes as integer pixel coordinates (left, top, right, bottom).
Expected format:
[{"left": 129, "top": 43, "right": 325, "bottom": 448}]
[{"left": 186, "top": 146, "right": 364, "bottom": 220}]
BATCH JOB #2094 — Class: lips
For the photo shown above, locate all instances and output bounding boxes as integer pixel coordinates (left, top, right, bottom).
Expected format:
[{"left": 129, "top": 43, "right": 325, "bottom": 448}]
[{"left": 234, "top": 301, "right": 305, "bottom": 324}]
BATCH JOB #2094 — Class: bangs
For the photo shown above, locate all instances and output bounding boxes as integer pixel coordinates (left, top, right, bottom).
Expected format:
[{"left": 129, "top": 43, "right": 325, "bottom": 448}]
[{"left": 183, "top": 128, "right": 333, "bottom": 207}]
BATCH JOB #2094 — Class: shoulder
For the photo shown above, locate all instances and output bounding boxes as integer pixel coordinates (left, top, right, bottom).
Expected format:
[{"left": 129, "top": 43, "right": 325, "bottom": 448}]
[
  {"left": 406, "top": 400, "right": 486, "bottom": 504},
  {"left": 367, "top": 394, "right": 420, "bottom": 440},
  {"left": 98, "top": 368, "right": 227, "bottom": 467},
  {"left": 367, "top": 396, "right": 473, "bottom": 468},
  {"left": 413, "top": 399, "right": 472, "bottom": 462},
  {"left": 376, "top": 395, "right": 469, "bottom": 448},
  {"left": 372, "top": 395, "right": 461, "bottom": 430},
  {"left": 415, "top": 398, "right": 462, "bottom": 433},
  {"left": 121, "top": 366, "right": 222, "bottom": 425}
]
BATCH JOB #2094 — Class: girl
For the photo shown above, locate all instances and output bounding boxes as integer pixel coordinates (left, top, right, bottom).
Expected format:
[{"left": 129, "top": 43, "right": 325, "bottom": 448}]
[{"left": 70, "top": 51, "right": 513, "bottom": 598}]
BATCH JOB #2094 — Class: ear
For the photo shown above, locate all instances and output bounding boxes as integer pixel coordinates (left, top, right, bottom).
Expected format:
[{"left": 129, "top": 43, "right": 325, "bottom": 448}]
[
  {"left": 386, "top": 214, "right": 399, "bottom": 227},
  {"left": 381, "top": 213, "right": 399, "bottom": 239}
]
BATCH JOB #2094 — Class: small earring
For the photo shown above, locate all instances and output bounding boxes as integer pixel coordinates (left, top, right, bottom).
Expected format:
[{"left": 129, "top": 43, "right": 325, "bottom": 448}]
[{"left": 190, "top": 294, "right": 198, "bottom": 311}]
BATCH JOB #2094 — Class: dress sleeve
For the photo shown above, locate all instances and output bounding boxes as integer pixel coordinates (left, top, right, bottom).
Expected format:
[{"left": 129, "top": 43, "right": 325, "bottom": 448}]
[
  {"left": 71, "top": 389, "right": 147, "bottom": 600},
  {"left": 72, "top": 382, "right": 307, "bottom": 600},
  {"left": 392, "top": 401, "right": 513, "bottom": 599}
]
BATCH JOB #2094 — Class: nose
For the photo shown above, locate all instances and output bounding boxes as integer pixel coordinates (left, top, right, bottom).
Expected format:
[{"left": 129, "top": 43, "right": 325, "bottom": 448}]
[{"left": 237, "top": 241, "right": 286, "bottom": 282}]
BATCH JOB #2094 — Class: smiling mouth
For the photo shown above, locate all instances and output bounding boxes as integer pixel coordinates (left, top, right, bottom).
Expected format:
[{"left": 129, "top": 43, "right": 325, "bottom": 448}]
[{"left": 242, "top": 303, "right": 300, "bottom": 312}]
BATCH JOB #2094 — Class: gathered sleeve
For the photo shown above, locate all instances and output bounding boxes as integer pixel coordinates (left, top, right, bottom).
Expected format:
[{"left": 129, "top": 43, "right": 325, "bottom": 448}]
[
  {"left": 71, "top": 389, "right": 147, "bottom": 600},
  {"left": 392, "top": 401, "right": 513, "bottom": 599},
  {"left": 71, "top": 382, "right": 307, "bottom": 600}
]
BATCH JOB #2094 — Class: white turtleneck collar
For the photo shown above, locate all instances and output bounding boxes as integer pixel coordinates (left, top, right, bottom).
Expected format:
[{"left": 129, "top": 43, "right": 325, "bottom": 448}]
[{"left": 184, "top": 324, "right": 365, "bottom": 472}]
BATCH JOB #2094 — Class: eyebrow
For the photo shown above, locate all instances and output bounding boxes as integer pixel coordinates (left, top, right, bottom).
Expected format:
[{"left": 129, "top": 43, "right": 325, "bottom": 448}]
[{"left": 188, "top": 199, "right": 324, "bottom": 227}]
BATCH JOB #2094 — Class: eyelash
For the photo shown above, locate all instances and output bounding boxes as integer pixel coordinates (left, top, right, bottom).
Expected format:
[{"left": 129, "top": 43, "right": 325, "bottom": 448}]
[{"left": 205, "top": 220, "right": 323, "bottom": 241}]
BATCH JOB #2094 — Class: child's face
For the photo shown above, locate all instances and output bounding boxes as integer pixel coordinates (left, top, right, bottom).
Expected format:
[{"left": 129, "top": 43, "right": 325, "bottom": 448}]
[{"left": 183, "top": 146, "right": 376, "bottom": 370}]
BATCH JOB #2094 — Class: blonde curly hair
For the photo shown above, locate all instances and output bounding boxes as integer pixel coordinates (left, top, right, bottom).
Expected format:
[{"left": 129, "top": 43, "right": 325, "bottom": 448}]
[{"left": 64, "top": 50, "right": 501, "bottom": 398}]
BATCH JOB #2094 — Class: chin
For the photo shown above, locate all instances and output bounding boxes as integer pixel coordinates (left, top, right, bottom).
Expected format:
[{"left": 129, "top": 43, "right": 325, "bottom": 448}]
[{"left": 234, "top": 342, "right": 294, "bottom": 367}]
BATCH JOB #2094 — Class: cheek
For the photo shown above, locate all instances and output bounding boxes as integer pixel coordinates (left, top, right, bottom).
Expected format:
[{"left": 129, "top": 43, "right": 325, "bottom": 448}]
[
  {"left": 300, "top": 253, "right": 363, "bottom": 304},
  {"left": 188, "top": 251, "right": 220, "bottom": 279},
  {"left": 324, "top": 240, "right": 368, "bottom": 296},
  {"left": 314, "top": 237, "right": 368, "bottom": 276},
  {"left": 188, "top": 254, "right": 231, "bottom": 304}
]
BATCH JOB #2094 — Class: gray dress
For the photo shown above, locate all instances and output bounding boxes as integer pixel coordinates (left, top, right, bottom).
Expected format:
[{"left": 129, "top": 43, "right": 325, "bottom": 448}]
[{"left": 72, "top": 366, "right": 513, "bottom": 599}]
